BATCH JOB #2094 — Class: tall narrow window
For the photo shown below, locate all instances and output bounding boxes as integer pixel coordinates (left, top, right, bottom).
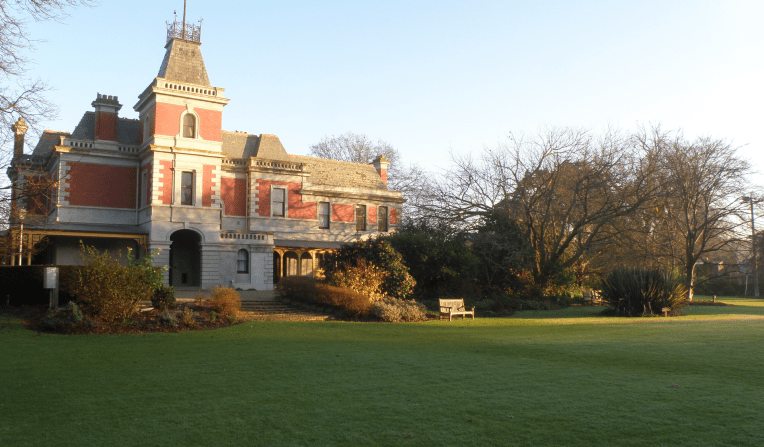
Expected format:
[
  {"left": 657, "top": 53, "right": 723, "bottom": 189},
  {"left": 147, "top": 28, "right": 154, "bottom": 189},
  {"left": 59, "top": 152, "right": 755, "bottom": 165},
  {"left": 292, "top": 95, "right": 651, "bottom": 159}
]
[
  {"left": 181, "top": 171, "right": 193, "bottom": 205},
  {"left": 272, "top": 187, "right": 285, "bottom": 217},
  {"left": 318, "top": 202, "right": 330, "bottom": 229},
  {"left": 141, "top": 170, "right": 149, "bottom": 207},
  {"left": 356, "top": 205, "right": 366, "bottom": 231},
  {"left": 378, "top": 206, "right": 388, "bottom": 232},
  {"left": 183, "top": 114, "right": 196, "bottom": 138},
  {"left": 237, "top": 249, "right": 249, "bottom": 273}
]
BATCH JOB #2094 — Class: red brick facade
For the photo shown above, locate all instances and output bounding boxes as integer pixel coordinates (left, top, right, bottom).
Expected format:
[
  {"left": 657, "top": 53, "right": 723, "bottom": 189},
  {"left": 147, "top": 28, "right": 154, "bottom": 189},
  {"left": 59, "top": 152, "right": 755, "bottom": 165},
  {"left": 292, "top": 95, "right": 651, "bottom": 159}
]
[
  {"left": 256, "top": 180, "right": 316, "bottom": 219},
  {"left": 202, "top": 165, "right": 215, "bottom": 207},
  {"left": 154, "top": 103, "right": 184, "bottom": 137},
  {"left": 196, "top": 108, "right": 222, "bottom": 142},
  {"left": 140, "top": 163, "right": 152, "bottom": 207},
  {"left": 153, "top": 103, "right": 221, "bottom": 141},
  {"left": 159, "top": 160, "right": 173, "bottom": 205},
  {"left": 23, "top": 176, "right": 52, "bottom": 215},
  {"left": 221, "top": 177, "right": 246, "bottom": 216},
  {"left": 94, "top": 112, "right": 118, "bottom": 141},
  {"left": 368, "top": 205, "right": 377, "bottom": 223},
  {"left": 390, "top": 208, "right": 399, "bottom": 225},
  {"left": 332, "top": 204, "right": 354, "bottom": 222},
  {"left": 67, "top": 163, "right": 136, "bottom": 209}
]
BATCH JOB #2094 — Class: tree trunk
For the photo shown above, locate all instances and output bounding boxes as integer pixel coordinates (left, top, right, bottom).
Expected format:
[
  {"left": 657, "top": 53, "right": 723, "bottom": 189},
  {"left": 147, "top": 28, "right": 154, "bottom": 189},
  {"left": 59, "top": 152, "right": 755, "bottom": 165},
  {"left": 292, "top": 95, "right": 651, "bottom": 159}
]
[{"left": 684, "top": 262, "right": 695, "bottom": 301}]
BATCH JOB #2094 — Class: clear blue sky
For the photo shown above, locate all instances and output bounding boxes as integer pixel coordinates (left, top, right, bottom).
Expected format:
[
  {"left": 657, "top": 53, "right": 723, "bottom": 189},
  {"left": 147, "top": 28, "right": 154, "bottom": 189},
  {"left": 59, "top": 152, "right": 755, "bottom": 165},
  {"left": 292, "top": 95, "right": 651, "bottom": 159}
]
[{"left": 24, "top": 0, "right": 764, "bottom": 182}]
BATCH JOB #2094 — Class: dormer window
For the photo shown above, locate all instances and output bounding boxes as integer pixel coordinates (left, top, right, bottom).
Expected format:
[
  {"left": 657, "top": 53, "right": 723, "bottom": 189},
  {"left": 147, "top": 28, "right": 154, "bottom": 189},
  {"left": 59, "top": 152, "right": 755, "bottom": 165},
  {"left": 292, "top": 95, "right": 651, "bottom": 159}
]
[{"left": 183, "top": 114, "right": 196, "bottom": 138}]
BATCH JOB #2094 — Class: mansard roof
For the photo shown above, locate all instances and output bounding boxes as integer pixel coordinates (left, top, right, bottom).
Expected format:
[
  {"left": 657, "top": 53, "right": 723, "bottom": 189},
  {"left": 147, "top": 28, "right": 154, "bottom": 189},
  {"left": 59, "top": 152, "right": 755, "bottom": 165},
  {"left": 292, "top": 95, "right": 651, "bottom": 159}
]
[
  {"left": 221, "top": 132, "right": 290, "bottom": 161},
  {"left": 157, "top": 38, "right": 211, "bottom": 86},
  {"left": 31, "top": 130, "right": 70, "bottom": 157},
  {"left": 295, "top": 155, "right": 388, "bottom": 190},
  {"left": 69, "top": 112, "right": 141, "bottom": 144},
  {"left": 221, "top": 131, "right": 388, "bottom": 190}
]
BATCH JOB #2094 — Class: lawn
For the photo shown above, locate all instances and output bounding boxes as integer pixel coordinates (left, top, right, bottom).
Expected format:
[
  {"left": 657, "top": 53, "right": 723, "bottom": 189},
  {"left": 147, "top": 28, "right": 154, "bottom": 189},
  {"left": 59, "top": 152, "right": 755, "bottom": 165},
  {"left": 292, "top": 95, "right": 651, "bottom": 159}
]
[{"left": 1, "top": 298, "right": 763, "bottom": 446}]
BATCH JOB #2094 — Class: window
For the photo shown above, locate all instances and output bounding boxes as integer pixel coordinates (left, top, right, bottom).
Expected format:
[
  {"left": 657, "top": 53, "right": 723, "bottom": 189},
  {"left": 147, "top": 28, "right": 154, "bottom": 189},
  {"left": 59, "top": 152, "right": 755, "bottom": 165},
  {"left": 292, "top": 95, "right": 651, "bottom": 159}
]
[
  {"left": 181, "top": 171, "right": 193, "bottom": 205},
  {"left": 272, "top": 187, "right": 285, "bottom": 217},
  {"left": 318, "top": 202, "right": 330, "bottom": 229},
  {"left": 182, "top": 114, "right": 196, "bottom": 138},
  {"left": 141, "top": 170, "right": 149, "bottom": 207},
  {"left": 355, "top": 205, "right": 366, "bottom": 231},
  {"left": 378, "top": 206, "right": 388, "bottom": 232},
  {"left": 237, "top": 249, "right": 249, "bottom": 273}
]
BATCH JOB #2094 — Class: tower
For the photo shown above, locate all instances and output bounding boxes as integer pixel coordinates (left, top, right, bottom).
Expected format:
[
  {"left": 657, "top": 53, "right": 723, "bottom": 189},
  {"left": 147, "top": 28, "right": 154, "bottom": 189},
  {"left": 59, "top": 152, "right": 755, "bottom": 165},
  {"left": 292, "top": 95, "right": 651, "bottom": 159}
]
[{"left": 134, "top": 13, "right": 229, "bottom": 152}]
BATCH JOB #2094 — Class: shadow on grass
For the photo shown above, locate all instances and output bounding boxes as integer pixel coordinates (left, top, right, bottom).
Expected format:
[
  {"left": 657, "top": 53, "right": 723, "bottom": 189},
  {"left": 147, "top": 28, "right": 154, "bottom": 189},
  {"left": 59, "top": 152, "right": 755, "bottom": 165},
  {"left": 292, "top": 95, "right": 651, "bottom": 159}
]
[{"left": 509, "top": 298, "right": 764, "bottom": 322}]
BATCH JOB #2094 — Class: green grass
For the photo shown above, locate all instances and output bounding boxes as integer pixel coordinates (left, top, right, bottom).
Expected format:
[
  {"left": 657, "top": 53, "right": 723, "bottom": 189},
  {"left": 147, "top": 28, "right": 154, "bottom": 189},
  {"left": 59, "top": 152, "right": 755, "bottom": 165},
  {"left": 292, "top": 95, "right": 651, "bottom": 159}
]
[{"left": 2, "top": 299, "right": 764, "bottom": 446}]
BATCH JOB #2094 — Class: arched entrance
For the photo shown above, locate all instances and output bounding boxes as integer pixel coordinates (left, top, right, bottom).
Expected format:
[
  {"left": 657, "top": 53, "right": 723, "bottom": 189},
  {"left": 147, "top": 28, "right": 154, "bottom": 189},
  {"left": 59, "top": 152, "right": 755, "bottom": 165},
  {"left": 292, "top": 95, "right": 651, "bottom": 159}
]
[{"left": 169, "top": 230, "right": 201, "bottom": 287}]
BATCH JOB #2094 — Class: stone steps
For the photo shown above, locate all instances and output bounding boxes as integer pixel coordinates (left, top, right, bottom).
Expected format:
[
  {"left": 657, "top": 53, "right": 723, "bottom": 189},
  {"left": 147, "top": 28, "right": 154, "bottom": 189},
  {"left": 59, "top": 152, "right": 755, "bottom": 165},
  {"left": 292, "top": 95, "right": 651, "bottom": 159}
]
[{"left": 239, "top": 300, "right": 333, "bottom": 321}]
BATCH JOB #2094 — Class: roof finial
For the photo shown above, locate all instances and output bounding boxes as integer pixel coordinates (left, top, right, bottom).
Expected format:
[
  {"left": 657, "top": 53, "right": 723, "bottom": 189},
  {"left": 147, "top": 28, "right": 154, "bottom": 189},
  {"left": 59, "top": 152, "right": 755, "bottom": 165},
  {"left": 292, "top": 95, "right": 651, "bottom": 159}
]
[{"left": 182, "top": 0, "right": 187, "bottom": 40}]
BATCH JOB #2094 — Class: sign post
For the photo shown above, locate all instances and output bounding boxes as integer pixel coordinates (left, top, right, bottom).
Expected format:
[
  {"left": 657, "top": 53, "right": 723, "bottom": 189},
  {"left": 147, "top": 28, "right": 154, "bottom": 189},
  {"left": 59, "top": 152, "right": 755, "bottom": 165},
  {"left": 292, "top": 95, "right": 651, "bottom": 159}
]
[{"left": 43, "top": 267, "right": 59, "bottom": 310}]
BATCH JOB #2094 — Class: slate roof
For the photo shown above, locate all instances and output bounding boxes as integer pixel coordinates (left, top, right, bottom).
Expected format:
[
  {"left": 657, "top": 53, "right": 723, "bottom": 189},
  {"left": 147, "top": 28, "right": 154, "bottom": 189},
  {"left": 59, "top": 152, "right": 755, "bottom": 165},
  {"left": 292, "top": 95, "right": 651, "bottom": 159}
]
[
  {"left": 157, "top": 38, "right": 211, "bottom": 86},
  {"left": 221, "top": 131, "right": 388, "bottom": 190},
  {"left": 69, "top": 112, "right": 140, "bottom": 145},
  {"left": 295, "top": 154, "right": 387, "bottom": 189},
  {"left": 31, "top": 130, "right": 70, "bottom": 157},
  {"left": 221, "top": 131, "right": 260, "bottom": 159}
]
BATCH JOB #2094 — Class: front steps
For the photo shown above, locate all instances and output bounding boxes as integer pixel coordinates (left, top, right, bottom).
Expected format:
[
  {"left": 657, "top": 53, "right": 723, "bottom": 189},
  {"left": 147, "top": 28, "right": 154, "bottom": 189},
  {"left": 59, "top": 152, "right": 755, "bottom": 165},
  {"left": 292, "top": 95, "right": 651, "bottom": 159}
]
[{"left": 239, "top": 299, "right": 334, "bottom": 321}]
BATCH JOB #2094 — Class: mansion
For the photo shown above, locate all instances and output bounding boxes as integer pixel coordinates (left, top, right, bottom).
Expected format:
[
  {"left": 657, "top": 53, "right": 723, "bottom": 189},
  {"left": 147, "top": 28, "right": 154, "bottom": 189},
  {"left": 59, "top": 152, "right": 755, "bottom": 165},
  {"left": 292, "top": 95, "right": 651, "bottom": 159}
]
[{"left": 6, "top": 18, "right": 403, "bottom": 290}]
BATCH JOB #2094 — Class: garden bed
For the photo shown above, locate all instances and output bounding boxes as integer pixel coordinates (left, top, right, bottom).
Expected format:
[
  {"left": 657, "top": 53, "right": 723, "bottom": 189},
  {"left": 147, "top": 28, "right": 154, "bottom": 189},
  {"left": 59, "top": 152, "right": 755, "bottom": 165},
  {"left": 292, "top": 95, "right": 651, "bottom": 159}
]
[{"left": 21, "top": 302, "right": 243, "bottom": 335}]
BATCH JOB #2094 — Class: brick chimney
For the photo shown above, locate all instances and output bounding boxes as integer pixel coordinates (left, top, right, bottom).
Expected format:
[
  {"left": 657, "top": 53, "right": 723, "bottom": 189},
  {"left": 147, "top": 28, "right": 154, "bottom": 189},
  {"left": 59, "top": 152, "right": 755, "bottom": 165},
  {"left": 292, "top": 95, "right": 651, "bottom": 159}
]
[
  {"left": 92, "top": 93, "right": 122, "bottom": 141},
  {"left": 11, "top": 117, "right": 28, "bottom": 158},
  {"left": 372, "top": 155, "right": 390, "bottom": 185}
]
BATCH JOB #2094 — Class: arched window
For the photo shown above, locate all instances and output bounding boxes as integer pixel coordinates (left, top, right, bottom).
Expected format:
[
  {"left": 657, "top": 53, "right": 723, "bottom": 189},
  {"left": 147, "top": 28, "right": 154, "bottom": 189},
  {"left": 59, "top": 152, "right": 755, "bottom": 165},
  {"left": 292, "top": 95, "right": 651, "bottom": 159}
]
[
  {"left": 237, "top": 249, "right": 248, "bottom": 273},
  {"left": 182, "top": 114, "right": 196, "bottom": 138}
]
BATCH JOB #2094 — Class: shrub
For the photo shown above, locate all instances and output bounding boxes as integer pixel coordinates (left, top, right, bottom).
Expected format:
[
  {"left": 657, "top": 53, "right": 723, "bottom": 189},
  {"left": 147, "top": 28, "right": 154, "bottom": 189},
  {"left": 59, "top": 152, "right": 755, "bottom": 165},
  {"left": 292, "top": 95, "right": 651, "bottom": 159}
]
[
  {"left": 324, "top": 238, "right": 416, "bottom": 299},
  {"left": 178, "top": 307, "right": 197, "bottom": 327},
  {"left": 63, "top": 301, "right": 84, "bottom": 325},
  {"left": 372, "top": 298, "right": 427, "bottom": 322},
  {"left": 61, "top": 243, "right": 167, "bottom": 322},
  {"left": 386, "top": 220, "right": 479, "bottom": 298},
  {"left": 599, "top": 267, "right": 687, "bottom": 317},
  {"left": 328, "top": 259, "right": 386, "bottom": 303},
  {"left": 158, "top": 309, "right": 177, "bottom": 327},
  {"left": 206, "top": 286, "right": 241, "bottom": 316},
  {"left": 151, "top": 285, "right": 176, "bottom": 310},
  {"left": 277, "top": 276, "right": 373, "bottom": 318},
  {"left": 62, "top": 245, "right": 148, "bottom": 322}
]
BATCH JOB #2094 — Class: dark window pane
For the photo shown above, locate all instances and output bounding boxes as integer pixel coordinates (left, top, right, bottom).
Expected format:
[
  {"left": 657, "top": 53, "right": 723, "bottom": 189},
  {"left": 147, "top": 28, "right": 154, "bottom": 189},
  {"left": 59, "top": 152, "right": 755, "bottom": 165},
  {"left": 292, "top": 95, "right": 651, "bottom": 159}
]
[
  {"left": 319, "top": 202, "right": 330, "bottom": 228},
  {"left": 237, "top": 249, "right": 248, "bottom": 273},
  {"left": 181, "top": 172, "right": 193, "bottom": 205},
  {"left": 378, "top": 206, "right": 388, "bottom": 232},
  {"left": 356, "top": 205, "right": 366, "bottom": 231},
  {"left": 183, "top": 114, "right": 195, "bottom": 138},
  {"left": 272, "top": 188, "right": 285, "bottom": 217}
]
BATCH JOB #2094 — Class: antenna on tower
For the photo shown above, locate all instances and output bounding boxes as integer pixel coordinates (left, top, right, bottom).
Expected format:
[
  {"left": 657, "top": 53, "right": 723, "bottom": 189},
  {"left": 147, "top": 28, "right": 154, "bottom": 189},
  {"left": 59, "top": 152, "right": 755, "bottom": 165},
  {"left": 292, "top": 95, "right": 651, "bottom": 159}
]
[{"left": 182, "top": 0, "right": 187, "bottom": 40}]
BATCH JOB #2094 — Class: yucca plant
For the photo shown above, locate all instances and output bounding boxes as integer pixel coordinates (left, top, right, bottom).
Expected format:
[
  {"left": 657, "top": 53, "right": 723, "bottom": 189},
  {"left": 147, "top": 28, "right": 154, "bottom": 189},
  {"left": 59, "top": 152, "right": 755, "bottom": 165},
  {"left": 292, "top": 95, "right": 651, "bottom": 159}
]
[{"left": 599, "top": 267, "right": 687, "bottom": 317}]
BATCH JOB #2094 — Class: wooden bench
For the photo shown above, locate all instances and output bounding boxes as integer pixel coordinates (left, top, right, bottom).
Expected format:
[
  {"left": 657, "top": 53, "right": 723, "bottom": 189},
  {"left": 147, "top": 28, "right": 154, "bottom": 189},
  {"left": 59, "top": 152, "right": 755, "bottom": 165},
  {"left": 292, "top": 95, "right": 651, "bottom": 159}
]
[
  {"left": 439, "top": 299, "right": 475, "bottom": 321},
  {"left": 583, "top": 290, "right": 602, "bottom": 305}
]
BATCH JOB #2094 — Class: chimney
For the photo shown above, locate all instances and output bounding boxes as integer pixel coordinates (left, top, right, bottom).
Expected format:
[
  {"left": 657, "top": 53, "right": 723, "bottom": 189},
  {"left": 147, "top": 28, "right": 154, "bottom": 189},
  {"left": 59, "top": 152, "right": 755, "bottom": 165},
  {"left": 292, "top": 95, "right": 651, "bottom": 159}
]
[
  {"left": 372, "top": 155, "right": 390, "bottom": 185},
  {"left": 92, "top": 93, "right": 122, "bottom": 141},
  {"left": 11, "top": 117, "right": 28, "bottom": 158}
]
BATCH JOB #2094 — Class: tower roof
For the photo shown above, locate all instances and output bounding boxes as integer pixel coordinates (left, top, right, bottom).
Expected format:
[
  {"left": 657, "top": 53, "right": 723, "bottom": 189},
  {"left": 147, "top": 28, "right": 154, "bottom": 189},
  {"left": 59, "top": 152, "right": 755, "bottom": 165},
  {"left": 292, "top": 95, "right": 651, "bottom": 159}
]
[{"left": 157, "top": 37, "right": 211, "bottom": 86}]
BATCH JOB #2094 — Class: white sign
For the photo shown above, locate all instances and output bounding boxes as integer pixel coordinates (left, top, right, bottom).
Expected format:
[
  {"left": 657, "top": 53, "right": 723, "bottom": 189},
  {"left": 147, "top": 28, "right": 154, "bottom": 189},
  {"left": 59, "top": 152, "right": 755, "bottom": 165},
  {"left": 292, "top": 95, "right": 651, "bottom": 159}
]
[{"left": 43, "top": 267, "right": 59, "bottom": 289}]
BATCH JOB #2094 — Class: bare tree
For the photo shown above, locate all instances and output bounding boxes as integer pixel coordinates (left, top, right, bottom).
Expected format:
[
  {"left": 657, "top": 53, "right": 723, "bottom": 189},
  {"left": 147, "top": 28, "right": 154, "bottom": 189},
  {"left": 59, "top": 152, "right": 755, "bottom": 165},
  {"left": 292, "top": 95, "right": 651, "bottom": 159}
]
[
  {"left": 632, "top": 128, "right": 752, "bottom": 300},
  {"left": 422, "top": 127, "right": 661, "bottom": 290},
  {"left": 0, "top": 1, "right": 95, "bottom": 157},
  {"left": 0, "top": 1, "right": 95, "bottom": 264},
  {"left": 309, "top": 131, "right": 426, "bottom": 217}
]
